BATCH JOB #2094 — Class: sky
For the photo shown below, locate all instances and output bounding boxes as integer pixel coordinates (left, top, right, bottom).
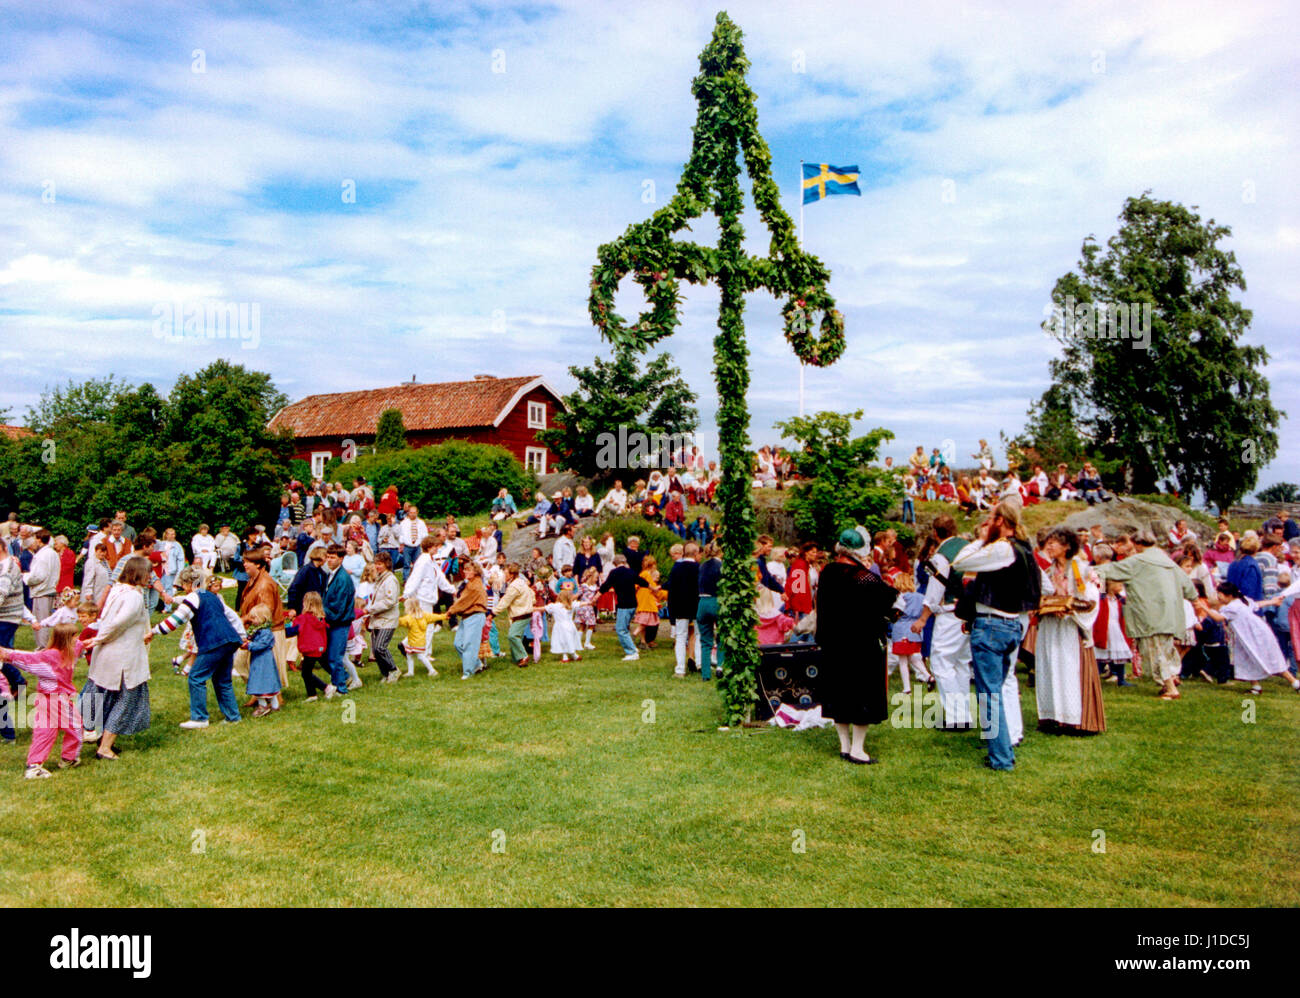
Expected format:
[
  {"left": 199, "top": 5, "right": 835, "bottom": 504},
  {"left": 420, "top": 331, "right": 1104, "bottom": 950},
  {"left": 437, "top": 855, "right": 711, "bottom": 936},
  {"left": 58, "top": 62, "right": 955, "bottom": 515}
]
[{"left": 1, "top": 0, "right": 1296, "bottom": 499}]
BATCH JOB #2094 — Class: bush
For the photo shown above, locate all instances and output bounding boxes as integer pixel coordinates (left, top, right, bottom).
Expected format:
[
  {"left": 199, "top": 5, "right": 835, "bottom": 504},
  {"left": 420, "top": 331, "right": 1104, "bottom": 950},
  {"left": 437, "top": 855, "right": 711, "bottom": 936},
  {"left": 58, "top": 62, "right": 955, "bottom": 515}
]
[
  {"left": 783, "top": 475, "right": 902, "bottom": 547},
  {"left": 327, "top": 440, "right": 535, "bottom": 518}
]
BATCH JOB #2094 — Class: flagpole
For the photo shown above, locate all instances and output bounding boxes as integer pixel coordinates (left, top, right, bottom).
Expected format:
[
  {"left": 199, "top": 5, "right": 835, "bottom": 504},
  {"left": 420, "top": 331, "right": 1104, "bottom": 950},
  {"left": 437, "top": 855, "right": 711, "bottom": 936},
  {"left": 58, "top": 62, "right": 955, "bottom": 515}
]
[{"left": 798, "top": 160, "right": 805, "bottom": 418}]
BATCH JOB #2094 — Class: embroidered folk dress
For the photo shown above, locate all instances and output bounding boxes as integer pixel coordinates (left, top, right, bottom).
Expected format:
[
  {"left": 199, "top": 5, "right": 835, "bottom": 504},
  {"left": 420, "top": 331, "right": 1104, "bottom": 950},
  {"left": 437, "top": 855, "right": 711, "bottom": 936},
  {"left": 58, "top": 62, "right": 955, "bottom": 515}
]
[{"left": 1035, "top": 561, "right": 1106, "bottom": 733}]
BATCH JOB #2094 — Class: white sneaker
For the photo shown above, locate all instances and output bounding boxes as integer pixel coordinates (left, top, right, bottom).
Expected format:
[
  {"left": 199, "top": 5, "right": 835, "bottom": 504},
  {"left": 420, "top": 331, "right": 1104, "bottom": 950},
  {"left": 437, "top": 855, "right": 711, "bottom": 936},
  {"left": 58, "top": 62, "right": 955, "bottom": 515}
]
[
  {"left": 622, "top": 654, "right": 640, "bottom": 662},
  {"left": 24, "top": 765, "right": 51, "bottom": 779},
  {"left": 427, "top": 668, "right": 439, "bottom": 678},
  {"left": 673, "top": 670, "right": 686, "bottom": 678},
  {"left": 324, "top": 684, "right": 339, "bottom": 699},
  {"left": 347, "top": 678, "right": 363, "bottom": 690},
  {"left": 82, "top": 729, "right": 101, "bottom": 742},
  {"left": 404, "top": 670, "right": 415, "bottom": 678},
  {"left": 179, "top": 719, "right": 210, "bottom": 730},
  {"left": 385, "top": 672, "right": 399, "bottom": 684},
  {"left": 460, "top": 673, "right": 471, "bottom": 680}
]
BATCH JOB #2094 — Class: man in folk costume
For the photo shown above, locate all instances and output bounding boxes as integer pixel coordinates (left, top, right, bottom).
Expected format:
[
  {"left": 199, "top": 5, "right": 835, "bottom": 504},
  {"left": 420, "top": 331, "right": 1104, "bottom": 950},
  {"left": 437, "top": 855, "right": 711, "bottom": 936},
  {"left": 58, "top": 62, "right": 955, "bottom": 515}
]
[
  {"left": 1097, "top": 529, "right": 1197, "bottom": 701},
  {"left": 950, "top": 500, "right": 1040, "bottom": 771},
  {"left": 912, "top": 514, "right": 973, "bottom": 731}
]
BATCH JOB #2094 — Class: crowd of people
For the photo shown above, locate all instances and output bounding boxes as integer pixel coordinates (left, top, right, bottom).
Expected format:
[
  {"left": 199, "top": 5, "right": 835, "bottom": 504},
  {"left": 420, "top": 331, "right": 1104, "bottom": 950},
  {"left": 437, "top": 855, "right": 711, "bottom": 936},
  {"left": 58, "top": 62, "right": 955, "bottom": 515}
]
[
  {"left": 2, "top": 459, "right": 1296, "bottom": 780},
  {"left": 892, "top": 441, "right": 1115, "bottom": 524},
  {"left": 786, "top": 501, "right": 1300, "bottom": 768}
]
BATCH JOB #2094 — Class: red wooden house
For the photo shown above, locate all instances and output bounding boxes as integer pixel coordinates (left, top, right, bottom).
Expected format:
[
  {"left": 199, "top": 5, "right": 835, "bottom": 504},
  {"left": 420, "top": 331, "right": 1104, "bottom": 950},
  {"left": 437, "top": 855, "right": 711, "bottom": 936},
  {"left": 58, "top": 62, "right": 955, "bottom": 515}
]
[{"left": 268, "top": 375, "right": 565, "bottom": 479}]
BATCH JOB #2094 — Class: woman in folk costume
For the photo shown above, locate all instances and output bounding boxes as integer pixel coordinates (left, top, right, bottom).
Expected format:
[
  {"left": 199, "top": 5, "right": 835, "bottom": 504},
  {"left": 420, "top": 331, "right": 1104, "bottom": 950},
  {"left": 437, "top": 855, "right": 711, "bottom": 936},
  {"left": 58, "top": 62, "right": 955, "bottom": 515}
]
[
  {"left": 1205, "top": 582, "right": 1300, "bottom": 695},
  {"left": 1034, "top": 527, "right": 1105, "bottom": 734},
  {"left": 816, "top": 526, "right": 902, "bottom": 765}
]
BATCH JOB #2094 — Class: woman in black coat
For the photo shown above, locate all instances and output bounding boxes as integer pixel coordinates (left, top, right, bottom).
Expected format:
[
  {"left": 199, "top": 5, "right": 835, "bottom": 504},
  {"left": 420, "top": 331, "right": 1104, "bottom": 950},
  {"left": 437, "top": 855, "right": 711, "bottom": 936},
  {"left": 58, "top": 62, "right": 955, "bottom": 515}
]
[{"left": 816, "top": 527, "right": 900, "bottom": 765}]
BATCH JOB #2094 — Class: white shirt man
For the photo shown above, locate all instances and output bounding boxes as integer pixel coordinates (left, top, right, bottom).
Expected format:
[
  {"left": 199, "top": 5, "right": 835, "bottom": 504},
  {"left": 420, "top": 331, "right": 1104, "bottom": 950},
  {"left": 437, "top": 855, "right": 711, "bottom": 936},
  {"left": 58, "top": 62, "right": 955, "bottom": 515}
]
[
  {"left": 552, "top": 529, "right": 576, "bottom": 574},
  {"left": 401, "top": 514, "right": 428, "bottom": 550},
  {"left": 402, "top": 541, "right": 457, "bottom": 613},
  {"left": 596, "top": 483, "right": 628, "bottom": 516}
]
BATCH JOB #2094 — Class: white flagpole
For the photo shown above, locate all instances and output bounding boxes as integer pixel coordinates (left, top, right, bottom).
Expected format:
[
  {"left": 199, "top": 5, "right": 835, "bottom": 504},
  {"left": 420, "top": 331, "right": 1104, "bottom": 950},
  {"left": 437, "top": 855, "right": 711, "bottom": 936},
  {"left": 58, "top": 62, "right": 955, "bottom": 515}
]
[{"left": 798, "top": 160, "right": 805, "bottom": 418}]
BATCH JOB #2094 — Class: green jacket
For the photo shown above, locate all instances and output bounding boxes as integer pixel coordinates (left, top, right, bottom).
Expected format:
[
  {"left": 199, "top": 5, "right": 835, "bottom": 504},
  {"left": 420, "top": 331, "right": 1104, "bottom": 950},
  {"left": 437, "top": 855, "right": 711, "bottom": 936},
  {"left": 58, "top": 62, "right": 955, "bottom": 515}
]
[{"left": 1097, "top": 546, "right": 1196, "bottom": 638}]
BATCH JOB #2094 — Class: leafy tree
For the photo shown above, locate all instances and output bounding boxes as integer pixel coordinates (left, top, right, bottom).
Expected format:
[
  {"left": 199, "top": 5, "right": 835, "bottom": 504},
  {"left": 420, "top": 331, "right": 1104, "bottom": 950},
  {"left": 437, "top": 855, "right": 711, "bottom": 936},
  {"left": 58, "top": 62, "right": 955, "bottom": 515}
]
[
  {"left": 537, "top": 348, "right": 698, "bottom": 480},
  {"left": 26, "top": 375, "right": 130, "bottom": 434},
  {"left": 1256, "top": 482, "right": 1300, "bottom": 504},
  {"left": 774, "top": 411, "right": 901, "bottom": 545},
  {"left": 1039, "top": 192, "right": 1280, "bottom": 509},
  {"left": 374, "top": 408, "right": 407, "bottom": 453},
  {"left": 0, "top": 362, "right": 294, "bottom": 543}
]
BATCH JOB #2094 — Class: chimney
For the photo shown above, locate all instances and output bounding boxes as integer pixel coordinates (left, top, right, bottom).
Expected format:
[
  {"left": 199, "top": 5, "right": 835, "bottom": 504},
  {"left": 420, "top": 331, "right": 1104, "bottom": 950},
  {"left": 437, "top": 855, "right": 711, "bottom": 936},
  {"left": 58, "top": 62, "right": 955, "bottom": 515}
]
[{"left": 473, "top": 374, "right": 496, "bottom": 380}]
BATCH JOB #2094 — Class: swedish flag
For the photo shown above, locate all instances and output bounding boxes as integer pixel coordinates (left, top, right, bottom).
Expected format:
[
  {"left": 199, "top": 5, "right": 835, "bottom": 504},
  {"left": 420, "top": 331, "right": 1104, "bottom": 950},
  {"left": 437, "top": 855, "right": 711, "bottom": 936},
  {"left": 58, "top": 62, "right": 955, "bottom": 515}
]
[{"left": 802, "top": 162, "right": 861, "bottom": 204}]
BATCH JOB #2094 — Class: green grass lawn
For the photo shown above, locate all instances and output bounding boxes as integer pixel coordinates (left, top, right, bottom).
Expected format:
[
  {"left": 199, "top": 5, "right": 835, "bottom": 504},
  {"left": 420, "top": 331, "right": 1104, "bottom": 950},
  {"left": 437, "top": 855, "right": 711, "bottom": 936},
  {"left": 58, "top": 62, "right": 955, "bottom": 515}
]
[{"left": 1, "top": 606, "right": 1297, "bottom": 907}]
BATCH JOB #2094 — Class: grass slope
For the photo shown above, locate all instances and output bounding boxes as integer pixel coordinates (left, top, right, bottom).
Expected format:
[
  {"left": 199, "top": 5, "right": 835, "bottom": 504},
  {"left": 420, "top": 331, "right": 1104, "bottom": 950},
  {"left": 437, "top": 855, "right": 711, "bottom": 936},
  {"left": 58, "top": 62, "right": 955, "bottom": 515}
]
[{"left": 0, "top": 605, "right": 1296, "bottom": 907}]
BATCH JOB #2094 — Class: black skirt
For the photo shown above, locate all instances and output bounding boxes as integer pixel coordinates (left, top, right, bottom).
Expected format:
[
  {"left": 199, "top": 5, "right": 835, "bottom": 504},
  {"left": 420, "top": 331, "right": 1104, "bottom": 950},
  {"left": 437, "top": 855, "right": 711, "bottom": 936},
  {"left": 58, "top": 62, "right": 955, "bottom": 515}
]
[{"left": 816, "top": 561, "right": 895, "bottom": 726}]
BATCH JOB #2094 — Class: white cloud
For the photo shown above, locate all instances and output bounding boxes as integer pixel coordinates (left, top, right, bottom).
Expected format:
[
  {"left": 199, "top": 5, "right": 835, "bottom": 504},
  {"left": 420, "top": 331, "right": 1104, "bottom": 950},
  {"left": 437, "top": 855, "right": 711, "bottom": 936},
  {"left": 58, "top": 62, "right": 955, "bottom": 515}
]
[{"left": 1, "top": 0, "right": 1296, "bottom": 495}]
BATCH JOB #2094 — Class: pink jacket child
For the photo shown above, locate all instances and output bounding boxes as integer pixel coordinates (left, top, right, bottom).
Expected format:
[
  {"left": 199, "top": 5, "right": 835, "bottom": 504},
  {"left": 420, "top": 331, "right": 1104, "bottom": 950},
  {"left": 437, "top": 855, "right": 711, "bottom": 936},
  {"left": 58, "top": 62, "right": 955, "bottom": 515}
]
[{"left": 0, "top": 636, "right": 85, "bottom": 776}]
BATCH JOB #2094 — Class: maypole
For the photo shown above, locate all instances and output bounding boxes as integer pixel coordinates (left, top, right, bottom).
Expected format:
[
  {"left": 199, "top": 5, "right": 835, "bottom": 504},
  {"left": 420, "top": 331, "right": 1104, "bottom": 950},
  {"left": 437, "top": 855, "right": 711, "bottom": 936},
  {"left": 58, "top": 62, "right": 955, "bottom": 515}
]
[{"left": 587, "top": 11, "right": 847, "bottom": 723}]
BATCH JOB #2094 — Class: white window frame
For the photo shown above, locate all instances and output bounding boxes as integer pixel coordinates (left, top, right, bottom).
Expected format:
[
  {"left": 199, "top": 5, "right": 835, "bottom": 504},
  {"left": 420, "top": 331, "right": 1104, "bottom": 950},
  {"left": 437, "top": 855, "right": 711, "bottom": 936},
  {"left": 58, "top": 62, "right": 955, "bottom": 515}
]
[
  {"left": 311, "top": 451, "right": 332, "bottom": 479},
  {"left": 527, "top": 401, "right": 546, "bottom": 429},
  {"left": 525, "top": 446, "right": 547, "bottom": 475}
]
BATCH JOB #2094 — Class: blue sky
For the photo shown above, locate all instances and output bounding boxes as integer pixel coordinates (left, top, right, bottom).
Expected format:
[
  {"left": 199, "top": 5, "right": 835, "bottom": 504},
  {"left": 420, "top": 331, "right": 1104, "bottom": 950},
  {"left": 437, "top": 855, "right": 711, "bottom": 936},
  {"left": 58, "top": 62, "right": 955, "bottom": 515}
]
[{"left": 1, "top": 0, "right": 1297, "bottom": 499}]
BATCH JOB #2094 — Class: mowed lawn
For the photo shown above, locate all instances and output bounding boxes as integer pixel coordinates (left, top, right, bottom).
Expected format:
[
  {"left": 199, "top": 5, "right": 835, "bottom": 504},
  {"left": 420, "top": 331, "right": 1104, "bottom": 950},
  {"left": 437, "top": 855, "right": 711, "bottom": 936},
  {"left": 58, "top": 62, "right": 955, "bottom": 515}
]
[{"left": 1, "top": 605, "right": 1297, "bottom": 907}]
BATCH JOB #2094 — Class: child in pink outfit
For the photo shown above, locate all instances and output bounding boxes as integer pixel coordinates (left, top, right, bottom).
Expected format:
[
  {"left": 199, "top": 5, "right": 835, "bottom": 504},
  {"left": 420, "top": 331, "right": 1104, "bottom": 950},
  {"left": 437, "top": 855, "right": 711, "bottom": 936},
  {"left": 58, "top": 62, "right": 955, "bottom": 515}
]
[{"left": 0, "top": 621, "right": 84, "bottom": 778}]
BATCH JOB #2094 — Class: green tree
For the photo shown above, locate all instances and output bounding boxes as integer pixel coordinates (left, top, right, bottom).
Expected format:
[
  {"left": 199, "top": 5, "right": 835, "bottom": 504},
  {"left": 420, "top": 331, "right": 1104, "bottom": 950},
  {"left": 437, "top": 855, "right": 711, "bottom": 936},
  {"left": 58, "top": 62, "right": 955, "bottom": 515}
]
[
  {"left": 1256, "top": 482, "right": 1300, "bottom": 504},
  {"left": 0, "top": 363, "right": 294, "bottom": 542},
  {"left": 1040, "top": 192, "right": 1280, "bottom": 508},
  {"left": 537, "top": 348, "right": 698, "bottom": 480},
  {"left": 374, "top": 408, "right": 407, "bottom": 453},
  {"left": 26, "top": 375, "right": 129, "bottom": 434},
  {"left": 774, "top": 411, "right": 901, "bottom": 545}
]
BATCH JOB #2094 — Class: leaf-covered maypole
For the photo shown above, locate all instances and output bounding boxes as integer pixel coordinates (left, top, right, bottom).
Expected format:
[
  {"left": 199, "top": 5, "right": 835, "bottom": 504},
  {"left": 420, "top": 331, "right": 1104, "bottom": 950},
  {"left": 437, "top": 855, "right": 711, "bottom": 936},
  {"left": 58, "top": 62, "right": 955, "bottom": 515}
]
[{"left": 588, "top": 11, "right": 847, "bottom": 723}]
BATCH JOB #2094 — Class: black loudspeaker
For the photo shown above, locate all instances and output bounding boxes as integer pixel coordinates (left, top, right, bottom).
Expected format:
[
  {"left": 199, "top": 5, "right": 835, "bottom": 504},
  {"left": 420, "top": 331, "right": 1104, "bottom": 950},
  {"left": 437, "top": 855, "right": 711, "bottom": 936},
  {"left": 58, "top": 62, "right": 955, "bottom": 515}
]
[{"left": 755, "top": 643, "right": 823, "bottom": 720}]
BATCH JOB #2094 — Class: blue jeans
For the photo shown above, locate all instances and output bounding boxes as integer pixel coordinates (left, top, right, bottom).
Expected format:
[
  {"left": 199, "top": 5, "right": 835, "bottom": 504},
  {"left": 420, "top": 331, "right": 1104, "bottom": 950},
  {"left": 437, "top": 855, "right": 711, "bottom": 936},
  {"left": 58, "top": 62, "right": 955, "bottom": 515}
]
[
  {"left": 970, "top": 614, "right": 1021, "bottom": 770},
  {"left": 455, "top": 613, "right": 486, "bottom": 677},
  {"left": 901, "top": 497, "right": 915, "bottom": 524},
  {"left": 615, "top": 608, "right": 637, "bottom": 657},
  {"left": 326, "top": 624, "right": 351, "bottom": 690},
  {"left": 189, "top": 642, "right": 242, "bottom": 722},
  {"left": 402, "top": 545, "right": 421, "bottom": 572},
  {"left": 0, "top": 621, "right": 22, "bottom": 741},
  {"left": 696, "top": 596, "right": 724, "bottom": 678}
]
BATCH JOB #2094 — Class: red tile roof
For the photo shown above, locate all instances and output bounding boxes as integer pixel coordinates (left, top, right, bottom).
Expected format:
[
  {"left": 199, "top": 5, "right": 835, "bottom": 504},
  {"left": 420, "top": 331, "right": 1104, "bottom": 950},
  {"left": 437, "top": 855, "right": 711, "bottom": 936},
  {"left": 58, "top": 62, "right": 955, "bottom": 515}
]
[
  {"left": 268, "top": 376, "right": 562, "bottom": 439},
  {"left": 0, "top": 425, "right": 34, "bottom": 441}
]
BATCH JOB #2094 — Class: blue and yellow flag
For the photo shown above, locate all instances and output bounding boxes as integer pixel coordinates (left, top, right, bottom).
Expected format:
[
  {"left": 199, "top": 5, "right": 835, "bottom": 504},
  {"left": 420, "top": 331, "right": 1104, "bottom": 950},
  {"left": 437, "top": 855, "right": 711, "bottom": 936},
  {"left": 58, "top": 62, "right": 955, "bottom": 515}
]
[{"left": 802, "top": 162, "right": 861, "bottom": 204}]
